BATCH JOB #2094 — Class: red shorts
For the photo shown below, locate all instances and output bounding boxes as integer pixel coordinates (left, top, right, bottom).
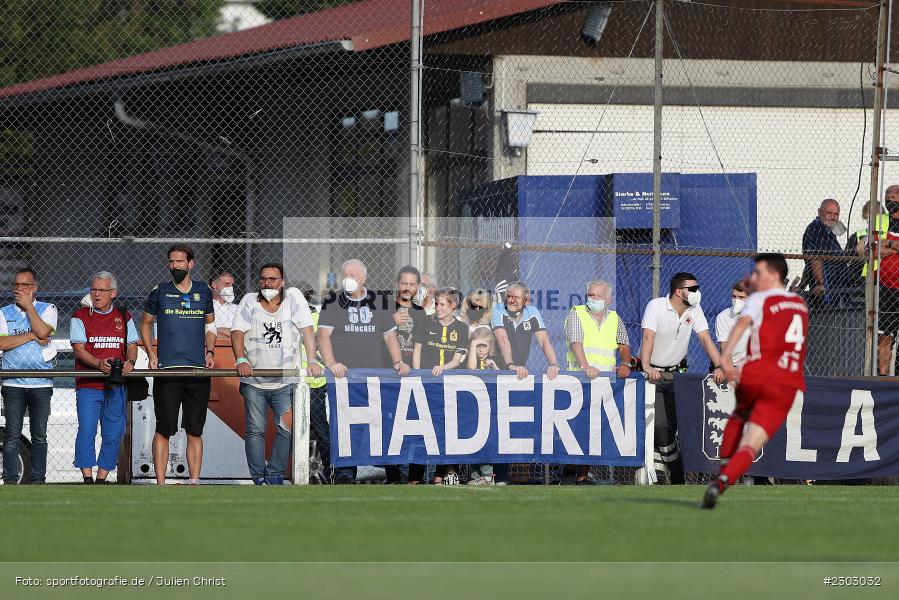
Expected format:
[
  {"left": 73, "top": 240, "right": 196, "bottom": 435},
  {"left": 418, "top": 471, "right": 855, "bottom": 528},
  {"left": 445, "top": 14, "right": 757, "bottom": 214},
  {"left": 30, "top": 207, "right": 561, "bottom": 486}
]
[{"left": 734, "top": 380, "right": 801, "bottom": 438}]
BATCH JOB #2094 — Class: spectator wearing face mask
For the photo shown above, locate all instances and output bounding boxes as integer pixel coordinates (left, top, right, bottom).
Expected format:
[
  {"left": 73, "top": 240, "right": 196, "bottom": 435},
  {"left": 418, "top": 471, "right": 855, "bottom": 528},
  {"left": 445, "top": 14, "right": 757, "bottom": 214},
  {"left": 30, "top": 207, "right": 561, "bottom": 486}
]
[
  {"left": 640, "top": 272, "right": 725, "bottom": 484},
  {"left": 210, "top": 271, "right": 237, "bottom": 337},
  {"left": 860, "top": 196, "right": 899, "bottom": 375},
  {"left": 316, "top": 258, "right": 409, "bottom": 484},
  {"left": 564, "top": 279, "right": 632, "bottom": 485},
  {"left": 714, "top": 281, "right": 750, "bottom": 367},
  {"left": 461, "top": 289, "right": 493, "bottom": 335}
]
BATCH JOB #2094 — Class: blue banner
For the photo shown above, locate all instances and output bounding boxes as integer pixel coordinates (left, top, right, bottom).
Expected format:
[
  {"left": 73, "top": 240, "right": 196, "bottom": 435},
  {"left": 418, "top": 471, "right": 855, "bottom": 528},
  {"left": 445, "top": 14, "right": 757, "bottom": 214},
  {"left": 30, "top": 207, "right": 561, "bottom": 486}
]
[
  {"left": 675, "top": 374, "right": 899, "bottom": 479},
  {"left": 327, "top": 370, "right": 646, "bottom": 468}
]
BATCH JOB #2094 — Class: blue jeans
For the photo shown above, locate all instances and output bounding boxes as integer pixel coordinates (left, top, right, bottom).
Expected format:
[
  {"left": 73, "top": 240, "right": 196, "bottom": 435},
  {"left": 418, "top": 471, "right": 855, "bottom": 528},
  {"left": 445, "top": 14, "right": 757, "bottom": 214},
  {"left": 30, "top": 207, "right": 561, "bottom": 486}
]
[
  {"left": 2, "top": 386, "right": 52, "bottom": 483},
  {"left": 74, "top": 387, "right": 126, "bottom": 472},
  {"left": 240, "top": 383, "right": 293, "bottom": 479}
]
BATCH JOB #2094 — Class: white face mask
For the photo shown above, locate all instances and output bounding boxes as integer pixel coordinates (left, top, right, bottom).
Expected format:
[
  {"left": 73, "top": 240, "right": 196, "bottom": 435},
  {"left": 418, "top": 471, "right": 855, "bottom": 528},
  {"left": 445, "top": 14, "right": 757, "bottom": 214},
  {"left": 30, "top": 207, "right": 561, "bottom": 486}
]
[
  {"left": 343, "top": 277, "right": 360, "bottom": 294},
  {"left": 586, "top": 298, "right": 606, "bottom": 313},
  {"left": 260, "top": 288, "right": 279, "bottom": 301},
  {"left": 686, "top": 290, "right": 702, "bottom": 306},
  {"left": 219, "top": 286, "right": 235, "bottom": 304},
  {"left": 732, "top": 298, "right": 745, "bottom": 314},
  {"left": 80, "top": 293, "right": 93, "bottom": 308}
]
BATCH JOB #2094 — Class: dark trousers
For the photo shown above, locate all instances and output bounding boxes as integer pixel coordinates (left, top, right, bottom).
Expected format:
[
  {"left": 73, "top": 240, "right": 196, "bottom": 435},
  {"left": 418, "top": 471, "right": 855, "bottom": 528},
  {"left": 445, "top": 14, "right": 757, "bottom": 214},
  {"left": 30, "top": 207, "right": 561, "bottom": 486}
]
[
  {"left": 309, "top": 386, "right": 330, "bottom": 475},
  {"left": 654, "top": 376, "right": 685, "bottom": 485}
]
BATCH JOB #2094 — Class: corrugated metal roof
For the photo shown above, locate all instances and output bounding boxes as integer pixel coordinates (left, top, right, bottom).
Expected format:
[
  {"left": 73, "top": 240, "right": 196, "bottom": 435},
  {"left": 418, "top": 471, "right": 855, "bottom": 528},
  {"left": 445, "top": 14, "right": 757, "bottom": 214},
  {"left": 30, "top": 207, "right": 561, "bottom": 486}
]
[{"left": 0, "top": 0, "right": 566, "bottom": 101}]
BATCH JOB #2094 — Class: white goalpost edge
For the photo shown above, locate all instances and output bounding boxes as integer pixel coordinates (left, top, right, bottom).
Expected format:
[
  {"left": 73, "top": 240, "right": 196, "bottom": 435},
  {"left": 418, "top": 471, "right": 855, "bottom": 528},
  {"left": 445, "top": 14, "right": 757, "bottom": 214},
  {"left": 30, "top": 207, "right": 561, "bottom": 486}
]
[
  {"left": 291, "top": 376, "right": 311, "bottom": 485},
  {"left": 636, "top": 381, "right": 657, "bottom": 485}
]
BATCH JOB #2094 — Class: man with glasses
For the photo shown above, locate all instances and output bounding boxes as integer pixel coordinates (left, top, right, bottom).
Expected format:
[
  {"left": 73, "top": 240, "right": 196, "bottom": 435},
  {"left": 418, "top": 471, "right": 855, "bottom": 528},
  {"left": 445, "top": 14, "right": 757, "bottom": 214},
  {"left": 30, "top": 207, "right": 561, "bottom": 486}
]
[
  {"left": 640, "top": 272, "right": 724, "bottom": 484},
  {"left": 231, "top": 263, "right": 322, "bottom": 485},
  {"left": 491, "top": 281, "right": 560, "bottom": 381},
  {"left": 139, "top": 245, "right": 216, "bottom": 486},
  {"left": 70, "top": 271, "right": 138, "bottom": 484},
  {"left": 0, "top": 267, "right": 57, "bottom": 484}
]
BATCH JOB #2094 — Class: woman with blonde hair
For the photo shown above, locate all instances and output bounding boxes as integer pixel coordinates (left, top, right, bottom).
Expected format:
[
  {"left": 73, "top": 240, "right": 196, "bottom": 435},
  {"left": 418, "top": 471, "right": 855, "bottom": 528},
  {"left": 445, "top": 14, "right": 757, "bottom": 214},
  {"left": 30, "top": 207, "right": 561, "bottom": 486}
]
[{"left": 461, "top": 288, "right": 492, "bottom": 333}]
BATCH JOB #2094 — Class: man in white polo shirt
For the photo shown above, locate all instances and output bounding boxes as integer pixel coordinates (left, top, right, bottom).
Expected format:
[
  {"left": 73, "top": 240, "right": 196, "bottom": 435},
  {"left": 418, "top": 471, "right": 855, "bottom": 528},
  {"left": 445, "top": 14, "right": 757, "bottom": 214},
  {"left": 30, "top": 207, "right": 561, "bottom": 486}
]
[{"left": 641, "top": 272, "right": 724, "bottom": 484}]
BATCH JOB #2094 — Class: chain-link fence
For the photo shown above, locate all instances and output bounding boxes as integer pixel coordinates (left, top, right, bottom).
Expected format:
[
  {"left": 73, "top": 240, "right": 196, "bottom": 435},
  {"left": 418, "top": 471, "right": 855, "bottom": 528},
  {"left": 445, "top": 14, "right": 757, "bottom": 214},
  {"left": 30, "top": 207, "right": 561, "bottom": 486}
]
[{"left": 0, "top": 0, "right": 896, "bottom": 484}]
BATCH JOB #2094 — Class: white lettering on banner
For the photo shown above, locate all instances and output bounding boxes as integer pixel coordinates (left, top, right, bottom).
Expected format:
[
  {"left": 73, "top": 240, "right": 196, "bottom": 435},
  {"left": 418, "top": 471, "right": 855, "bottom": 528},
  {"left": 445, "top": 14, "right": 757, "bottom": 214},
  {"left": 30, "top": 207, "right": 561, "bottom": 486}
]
[
  {"left": 588, "top": 378, "right": 612, "bottom": 455},
  {"left": 387, "top": 378, "right": 438, "bottom": 455},
  {"left": 837, "top": 390, "right": 880, "bottom": 463},
  {"left": 591, "top": 378, "right": 637, "bottom": 457},
  {"left": 443, "top": 375, "right": 490, "bottom": 455},
  {"left": 336, "top": 377, "right": 383, "bottom": 457},
  {"left": 785, "top": 391, "right": 817, "bottom": 462},
  {"left": 496, "top": 375, "right": 535, "bottom": 454},
  {"left": 541, "top": 375, "right": 584, "bottom": 455}
]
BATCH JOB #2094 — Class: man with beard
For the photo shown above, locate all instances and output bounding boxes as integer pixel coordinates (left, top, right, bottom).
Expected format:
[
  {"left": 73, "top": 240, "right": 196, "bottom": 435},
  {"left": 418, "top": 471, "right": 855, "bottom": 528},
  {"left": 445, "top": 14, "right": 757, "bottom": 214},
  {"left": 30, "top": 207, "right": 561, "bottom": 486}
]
[
  {"left": 801, "top": 198, "right": 852, "bottom": 298},
  {"left": 140, "top": 244, "right": 216, "bottom": 486},
  {"left": 391, "top": 265, "right": 426, "bottom": 483},
  {"left": 231, "top": 263, "right": 322, "bottom": 485}
]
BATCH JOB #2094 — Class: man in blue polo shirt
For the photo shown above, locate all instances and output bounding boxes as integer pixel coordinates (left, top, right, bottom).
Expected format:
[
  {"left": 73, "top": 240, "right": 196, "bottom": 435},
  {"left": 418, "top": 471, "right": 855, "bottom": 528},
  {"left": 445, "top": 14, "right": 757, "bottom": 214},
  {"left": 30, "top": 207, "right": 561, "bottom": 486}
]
[
  {"left": 0, "top": 267, "right": 57, "bottom": 484},
  {"left": 139, "top": 244, "right": 216, "bottom": 486},
  {"left": 491, "top": 281, "right": 560, "bottom": 381}
]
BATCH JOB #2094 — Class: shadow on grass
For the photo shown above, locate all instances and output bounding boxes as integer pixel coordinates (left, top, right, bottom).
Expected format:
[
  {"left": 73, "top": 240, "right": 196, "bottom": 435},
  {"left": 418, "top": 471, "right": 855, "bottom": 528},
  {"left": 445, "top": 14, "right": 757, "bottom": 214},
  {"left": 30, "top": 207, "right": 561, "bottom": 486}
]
[{"left": 595, "top": 495, "right": 699, "bottom": 509}]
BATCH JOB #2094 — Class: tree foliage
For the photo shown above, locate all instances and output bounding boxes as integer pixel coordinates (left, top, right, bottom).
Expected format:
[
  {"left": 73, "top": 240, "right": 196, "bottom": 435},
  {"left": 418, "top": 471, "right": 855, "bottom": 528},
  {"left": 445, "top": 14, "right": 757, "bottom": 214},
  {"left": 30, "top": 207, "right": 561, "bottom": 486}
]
[{"left": 0, "top": 0, "right": 223, "bottom": 87}]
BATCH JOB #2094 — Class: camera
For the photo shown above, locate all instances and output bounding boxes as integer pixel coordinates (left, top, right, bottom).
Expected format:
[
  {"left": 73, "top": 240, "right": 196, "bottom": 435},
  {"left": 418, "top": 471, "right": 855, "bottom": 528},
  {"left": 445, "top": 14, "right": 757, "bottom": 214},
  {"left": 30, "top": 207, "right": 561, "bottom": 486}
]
[{"left": 108, "top": 358, "right": 124, "bottom": 387}]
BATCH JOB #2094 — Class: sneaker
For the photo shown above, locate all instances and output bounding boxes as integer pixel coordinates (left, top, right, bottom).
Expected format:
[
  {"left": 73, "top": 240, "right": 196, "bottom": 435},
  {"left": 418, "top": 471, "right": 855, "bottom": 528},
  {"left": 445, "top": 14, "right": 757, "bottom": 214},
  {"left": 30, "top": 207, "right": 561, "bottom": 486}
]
[
  {"left": 700, "top": 478, "right": 725, "bottom": 510},
  {"left": 467, "top": 476, "right": 494, "bottom": 486},
  {"left": 443, "top": 471, "right": 460, "bottom": 486},
  {"left": 252, "top": 477, "right": 266, "bottom": 486},
  {"left": 264, "top": 475, "right": 284, "bottom": 486}
]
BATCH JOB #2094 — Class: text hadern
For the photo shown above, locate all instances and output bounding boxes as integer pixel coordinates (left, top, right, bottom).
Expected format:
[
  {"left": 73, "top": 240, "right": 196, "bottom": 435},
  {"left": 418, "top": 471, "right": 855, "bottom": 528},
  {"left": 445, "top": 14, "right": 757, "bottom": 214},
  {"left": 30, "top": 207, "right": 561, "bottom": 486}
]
[{"left": 335, "top": 374, "right": 637, "bottom": 458}]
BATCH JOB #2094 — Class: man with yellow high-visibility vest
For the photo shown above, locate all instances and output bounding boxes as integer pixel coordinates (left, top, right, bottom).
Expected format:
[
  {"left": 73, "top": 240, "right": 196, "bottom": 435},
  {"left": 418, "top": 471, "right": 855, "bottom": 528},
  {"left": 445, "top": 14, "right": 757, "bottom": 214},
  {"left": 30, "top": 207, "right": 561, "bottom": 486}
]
[
  {"left": 857, "top": 192, "right": 899, "bottom": 375},
  {"left": 298, "top": 283, "right": 330, "bottom": 480},
  {"left": 564, "top": 280, "right": 633, "bottom": 485},
  {"left": 849, "top": 200, "right": 889, "bottom": 280},
  {"left": 564, "top": 280, "right": 632, "bottom": 380}
]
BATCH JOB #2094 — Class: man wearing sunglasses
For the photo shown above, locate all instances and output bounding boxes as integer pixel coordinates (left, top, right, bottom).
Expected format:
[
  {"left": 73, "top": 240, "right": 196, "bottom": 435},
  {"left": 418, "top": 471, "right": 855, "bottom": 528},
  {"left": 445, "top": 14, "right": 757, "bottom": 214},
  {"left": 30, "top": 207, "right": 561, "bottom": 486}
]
[{"left": 641, "top": 272, "right": 725, "bottom": 484}]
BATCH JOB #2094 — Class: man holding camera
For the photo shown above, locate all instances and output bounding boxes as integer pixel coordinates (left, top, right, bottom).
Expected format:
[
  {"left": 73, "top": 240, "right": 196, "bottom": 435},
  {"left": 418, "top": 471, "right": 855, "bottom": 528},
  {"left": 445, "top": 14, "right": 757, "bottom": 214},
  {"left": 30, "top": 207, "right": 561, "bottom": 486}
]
[{"left": 70, "top": 271, "right": 138, "bottom": 484}]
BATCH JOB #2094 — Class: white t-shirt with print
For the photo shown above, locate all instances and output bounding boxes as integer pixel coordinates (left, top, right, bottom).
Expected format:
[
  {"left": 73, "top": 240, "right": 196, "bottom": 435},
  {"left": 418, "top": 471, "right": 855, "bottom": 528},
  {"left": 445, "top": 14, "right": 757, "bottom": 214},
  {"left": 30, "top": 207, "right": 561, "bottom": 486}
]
[{"left": 231, "top": 288, "right": 314, "bottom": 389}]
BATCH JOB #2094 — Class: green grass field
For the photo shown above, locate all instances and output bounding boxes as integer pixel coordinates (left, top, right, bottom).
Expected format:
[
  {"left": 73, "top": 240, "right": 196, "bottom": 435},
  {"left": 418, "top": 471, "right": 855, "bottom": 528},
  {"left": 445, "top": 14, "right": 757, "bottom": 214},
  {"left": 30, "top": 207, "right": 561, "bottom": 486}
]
[{"left": 1, "top": 484, "right": 897, "bottom": 599}]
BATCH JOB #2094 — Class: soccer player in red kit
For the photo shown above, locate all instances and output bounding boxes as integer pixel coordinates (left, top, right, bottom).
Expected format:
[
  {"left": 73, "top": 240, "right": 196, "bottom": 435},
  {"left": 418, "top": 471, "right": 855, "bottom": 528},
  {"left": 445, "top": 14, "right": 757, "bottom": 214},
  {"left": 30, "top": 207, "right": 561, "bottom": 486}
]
[{"left": 701, "top": 253, "right": 808, "bottom": 509}]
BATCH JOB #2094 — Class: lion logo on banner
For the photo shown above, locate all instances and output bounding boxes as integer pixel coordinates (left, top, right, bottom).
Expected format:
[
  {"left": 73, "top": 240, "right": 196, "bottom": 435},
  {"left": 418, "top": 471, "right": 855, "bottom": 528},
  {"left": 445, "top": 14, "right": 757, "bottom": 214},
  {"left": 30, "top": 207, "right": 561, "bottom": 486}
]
[{"left": 701, "top": 375, "right": 762, "bottom": 462}]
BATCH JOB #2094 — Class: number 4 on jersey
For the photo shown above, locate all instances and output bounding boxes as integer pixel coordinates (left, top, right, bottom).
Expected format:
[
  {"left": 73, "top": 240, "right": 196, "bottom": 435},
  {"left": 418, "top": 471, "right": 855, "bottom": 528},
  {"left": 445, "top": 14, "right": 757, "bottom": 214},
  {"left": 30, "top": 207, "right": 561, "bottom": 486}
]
[{"left": 784, "top": 314, "right": 805, "bottom": 351}]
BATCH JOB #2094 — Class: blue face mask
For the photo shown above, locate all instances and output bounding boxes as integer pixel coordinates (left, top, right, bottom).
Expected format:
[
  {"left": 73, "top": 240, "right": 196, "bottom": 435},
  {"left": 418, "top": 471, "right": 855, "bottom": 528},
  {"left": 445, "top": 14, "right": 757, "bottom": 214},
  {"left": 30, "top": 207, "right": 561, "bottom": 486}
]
[{"left": 586, "top": 298, "right": 606, "bottom": 313}]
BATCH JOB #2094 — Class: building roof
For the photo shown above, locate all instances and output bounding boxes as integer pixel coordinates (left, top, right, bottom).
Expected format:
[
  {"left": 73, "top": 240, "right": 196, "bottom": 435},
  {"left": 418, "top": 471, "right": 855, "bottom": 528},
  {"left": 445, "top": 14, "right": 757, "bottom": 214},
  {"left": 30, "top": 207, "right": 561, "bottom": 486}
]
[
  {"left": 0, "top": 0, "right": 566, "bottom": 101},
  {"left": 0, "top": 0, "right": 875, "bottom": 101}
]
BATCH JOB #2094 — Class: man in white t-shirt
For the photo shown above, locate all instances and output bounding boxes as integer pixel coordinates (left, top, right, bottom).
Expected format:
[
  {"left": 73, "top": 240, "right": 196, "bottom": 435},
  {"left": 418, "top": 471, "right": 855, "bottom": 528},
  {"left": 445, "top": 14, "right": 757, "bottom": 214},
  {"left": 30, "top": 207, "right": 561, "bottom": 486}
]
[
  {"left": 714, "top": 280, "right": 750, "bottom": 366},
  {"left": 231, "top": 262, "right": 323, "bottom": 485},
  {"left": 210, "top": 271, "right": 237, "bottom": 337},
  {"left": 640, "top": 272, "right": 724, "bottom": 484}
]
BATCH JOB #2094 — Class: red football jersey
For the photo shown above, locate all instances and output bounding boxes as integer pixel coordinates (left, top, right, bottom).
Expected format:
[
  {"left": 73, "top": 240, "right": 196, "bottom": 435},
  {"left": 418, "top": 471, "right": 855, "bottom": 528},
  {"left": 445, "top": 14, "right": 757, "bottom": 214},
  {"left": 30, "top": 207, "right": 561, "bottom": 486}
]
[{"left": 740, "top": 288, "right": 808, "bottom": 390}]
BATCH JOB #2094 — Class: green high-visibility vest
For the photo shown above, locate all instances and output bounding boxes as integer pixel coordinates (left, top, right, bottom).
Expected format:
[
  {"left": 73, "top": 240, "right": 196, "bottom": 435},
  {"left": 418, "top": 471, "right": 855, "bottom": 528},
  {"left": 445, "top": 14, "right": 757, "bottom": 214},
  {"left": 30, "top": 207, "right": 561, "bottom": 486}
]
[
  {"left": 857, "top": 213, "right": 890, "bottom": 277},
  {"left": 301, "top": 311, "right": 326, "bottom": 388},
  {"left": 565, "top": 305, "right": 619, "bottom": 371}
]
